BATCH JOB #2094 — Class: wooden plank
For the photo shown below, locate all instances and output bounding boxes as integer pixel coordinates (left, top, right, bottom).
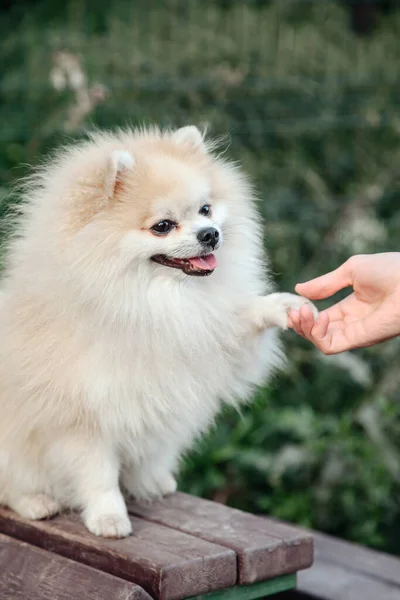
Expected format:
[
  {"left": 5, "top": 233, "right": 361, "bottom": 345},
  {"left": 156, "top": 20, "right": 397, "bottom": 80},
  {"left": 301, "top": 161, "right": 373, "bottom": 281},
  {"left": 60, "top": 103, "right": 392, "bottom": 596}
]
[
  {"left": 0, "top": 533, "right": 150, "bottom": 600},
  {"left": 127, "top": 493, "right": 313, "bottom": 584},
  {"left": 188, "top": 574, "right": 296, "bottom": 600},
  {"left": 298, "top": 557, "right": 400, "bottom": 600},
  {"left": 0, "top": 508, "right": 236, "bottom": 600},
  {"left": 311, "top": 530, "right": 400, "bottom": 587}
]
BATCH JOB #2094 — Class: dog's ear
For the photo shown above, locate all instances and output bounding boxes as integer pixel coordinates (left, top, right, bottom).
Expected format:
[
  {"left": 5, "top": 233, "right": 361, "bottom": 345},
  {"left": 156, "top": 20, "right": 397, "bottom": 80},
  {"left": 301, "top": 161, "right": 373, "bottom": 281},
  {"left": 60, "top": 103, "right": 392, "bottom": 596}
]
[
  {"left": 172, "top": 126, "right": 205, "bottom": 152},
  {"left": 104, "top": 150, "right": 135, "bottom": 200}
]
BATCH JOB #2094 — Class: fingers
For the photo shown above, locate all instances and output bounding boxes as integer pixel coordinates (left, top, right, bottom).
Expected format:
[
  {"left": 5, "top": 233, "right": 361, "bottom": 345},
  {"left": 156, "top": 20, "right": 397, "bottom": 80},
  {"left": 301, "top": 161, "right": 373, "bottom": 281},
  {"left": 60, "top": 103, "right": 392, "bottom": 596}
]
[
  {"left": 288, "top": 306, "right": 348, "bottom": 354},
  {"left": 289, "top": 310, "right": 302, "bottom": 336},
  {"left": 289, "top": 305, "right": 315, "bottom": 338},
  {"left": 291, "top": 306, "right": 397, "bottom": 354},
  {"left": 310, "top": 310, "right": 330, "bottom": 342},
  {"left": 295, "top": 258, "right": 356, "bottom": 300},
  {"left": 288, "top": 307, "right": 328, "bottom": 341},
  {"left": 299, "top": 304, "right": 315, "bottom": 337}
]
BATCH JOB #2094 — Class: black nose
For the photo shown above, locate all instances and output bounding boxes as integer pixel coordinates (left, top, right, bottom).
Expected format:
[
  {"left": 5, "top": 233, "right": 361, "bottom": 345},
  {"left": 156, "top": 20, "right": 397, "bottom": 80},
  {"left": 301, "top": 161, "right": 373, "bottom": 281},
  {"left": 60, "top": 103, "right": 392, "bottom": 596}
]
[{"left": 197, "top": 227, "right": 220, "bottom": 249}]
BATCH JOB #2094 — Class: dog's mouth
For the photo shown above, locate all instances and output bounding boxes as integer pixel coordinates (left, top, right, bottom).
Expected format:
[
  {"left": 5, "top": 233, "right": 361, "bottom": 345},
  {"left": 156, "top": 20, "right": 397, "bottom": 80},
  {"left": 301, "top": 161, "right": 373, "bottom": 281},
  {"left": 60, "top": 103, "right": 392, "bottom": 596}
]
[{"left": 151, "top": 254, "right": 217, "bottom": 276}]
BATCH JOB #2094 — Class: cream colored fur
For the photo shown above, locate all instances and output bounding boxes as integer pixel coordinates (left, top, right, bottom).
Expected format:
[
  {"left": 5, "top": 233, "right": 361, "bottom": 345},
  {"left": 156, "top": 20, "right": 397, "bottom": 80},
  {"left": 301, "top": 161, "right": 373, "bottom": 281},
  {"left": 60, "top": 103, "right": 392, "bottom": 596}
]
[{"left": 0, "top": 125, "right": 316, "bottom": 537}]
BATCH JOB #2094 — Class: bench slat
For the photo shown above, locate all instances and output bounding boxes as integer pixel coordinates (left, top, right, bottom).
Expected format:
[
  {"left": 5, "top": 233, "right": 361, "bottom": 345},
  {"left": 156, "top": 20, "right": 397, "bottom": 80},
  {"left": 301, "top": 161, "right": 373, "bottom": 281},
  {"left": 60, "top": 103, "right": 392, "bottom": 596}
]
[
  {"left": 311, "top": 530, "right": 400, "bottom": 587},
  {"left": 298, "top": 557, "right": 400, "bottom": 600},
  {"left": 0, "top": 508, "right": 236, "bottom": 600},
  {"left": 0, "top": 533, "right": 150, "bottom": 600},
  {"left": 128, "top": 492, "right": 313, "bottom": 584}
]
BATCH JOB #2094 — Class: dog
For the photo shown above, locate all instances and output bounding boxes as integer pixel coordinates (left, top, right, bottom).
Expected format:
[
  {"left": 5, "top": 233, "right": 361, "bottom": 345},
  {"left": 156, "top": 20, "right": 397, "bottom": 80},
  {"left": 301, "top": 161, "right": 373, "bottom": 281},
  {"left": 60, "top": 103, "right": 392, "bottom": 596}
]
[{"left": 0, "top": 125, "right": 317, "bottom": 537}]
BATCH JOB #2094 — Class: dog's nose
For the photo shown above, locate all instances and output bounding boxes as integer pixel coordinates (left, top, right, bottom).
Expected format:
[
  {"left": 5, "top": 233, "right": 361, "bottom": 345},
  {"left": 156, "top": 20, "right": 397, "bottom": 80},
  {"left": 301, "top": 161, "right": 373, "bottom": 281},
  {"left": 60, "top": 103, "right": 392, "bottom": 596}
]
[{"left": 197, "top": 227, "right": 220, "bottom": 249}]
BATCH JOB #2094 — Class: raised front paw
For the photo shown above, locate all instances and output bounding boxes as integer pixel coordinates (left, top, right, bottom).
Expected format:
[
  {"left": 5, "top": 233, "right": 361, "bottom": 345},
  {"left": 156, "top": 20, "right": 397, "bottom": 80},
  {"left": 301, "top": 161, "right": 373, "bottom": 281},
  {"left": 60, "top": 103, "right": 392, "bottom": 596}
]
[{"left": 248, "top": 292, "right": 318, "bottom": 331}]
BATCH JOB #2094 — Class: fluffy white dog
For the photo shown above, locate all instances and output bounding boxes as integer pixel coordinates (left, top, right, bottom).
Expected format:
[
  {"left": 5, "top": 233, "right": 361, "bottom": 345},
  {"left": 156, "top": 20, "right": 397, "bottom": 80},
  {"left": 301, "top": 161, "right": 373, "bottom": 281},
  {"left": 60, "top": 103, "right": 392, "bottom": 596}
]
[{"left": 0, "top": 126, "right": 316, "bottom": 537}]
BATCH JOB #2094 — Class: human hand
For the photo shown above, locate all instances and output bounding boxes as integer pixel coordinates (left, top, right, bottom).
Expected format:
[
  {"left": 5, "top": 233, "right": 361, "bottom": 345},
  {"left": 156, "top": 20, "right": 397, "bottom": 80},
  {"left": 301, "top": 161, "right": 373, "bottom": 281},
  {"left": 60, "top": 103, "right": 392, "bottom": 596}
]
[{"left": 288, "top": 253, "right": 400, "bottom": 354}]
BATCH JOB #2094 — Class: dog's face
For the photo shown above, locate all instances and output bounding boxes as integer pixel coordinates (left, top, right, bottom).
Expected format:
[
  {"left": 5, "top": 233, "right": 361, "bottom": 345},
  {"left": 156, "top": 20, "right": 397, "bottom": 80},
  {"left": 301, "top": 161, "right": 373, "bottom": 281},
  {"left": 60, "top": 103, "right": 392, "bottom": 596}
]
[{"left": 102, "top": 127, "right": 230, "bottom": 278}]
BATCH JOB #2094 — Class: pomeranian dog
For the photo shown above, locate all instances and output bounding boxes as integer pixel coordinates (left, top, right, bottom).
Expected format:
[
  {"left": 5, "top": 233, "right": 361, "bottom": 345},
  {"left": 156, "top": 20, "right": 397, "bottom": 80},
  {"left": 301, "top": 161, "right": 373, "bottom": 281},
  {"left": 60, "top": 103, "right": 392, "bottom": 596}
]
[{"left": 0, "top": 125, "right": 316, "bottom": 538}]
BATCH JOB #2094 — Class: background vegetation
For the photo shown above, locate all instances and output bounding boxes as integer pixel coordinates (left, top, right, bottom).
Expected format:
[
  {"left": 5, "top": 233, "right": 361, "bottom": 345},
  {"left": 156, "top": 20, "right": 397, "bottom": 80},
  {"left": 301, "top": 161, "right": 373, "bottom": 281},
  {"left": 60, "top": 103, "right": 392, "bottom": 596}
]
[{"left": 1, "top": 0, "right": 400, "bottom": 555}]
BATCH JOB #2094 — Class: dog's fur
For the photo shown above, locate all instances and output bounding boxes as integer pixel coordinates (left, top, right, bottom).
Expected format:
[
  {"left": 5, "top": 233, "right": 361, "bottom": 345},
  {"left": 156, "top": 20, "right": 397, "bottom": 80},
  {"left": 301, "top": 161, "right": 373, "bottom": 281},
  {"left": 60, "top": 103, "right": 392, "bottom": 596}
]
[{"left": 0, "top": 126, "right": 316, "bottom": 537}]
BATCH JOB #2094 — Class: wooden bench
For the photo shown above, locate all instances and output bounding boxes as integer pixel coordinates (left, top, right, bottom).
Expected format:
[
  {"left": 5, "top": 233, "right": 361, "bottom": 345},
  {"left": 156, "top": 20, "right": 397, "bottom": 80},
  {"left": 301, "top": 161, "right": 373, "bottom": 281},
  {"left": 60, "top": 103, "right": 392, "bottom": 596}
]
[
  {"left": 0, "top": 492, "right": 313, "bottom": 599},
  {"left": 296, "top": 529, "right": 400, "bottom": 600}
]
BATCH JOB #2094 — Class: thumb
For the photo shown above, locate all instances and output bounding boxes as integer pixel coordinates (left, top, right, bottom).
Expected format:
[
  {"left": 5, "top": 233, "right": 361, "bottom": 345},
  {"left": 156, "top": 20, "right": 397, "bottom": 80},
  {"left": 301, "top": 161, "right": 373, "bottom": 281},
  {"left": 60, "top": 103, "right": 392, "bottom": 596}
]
[{"left": 295, "top": 260, "right": 354, "bottom": 300}]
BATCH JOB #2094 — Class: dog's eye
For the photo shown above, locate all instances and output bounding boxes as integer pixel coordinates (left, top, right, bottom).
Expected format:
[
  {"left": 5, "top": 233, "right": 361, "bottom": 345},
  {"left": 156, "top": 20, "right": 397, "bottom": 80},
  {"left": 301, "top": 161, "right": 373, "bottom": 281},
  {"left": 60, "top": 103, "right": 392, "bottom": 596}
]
[
  {"left": 151, "top": 220, "right": 176, "bottom": 235},
  {"left": 199, "top": 204, "right": 211, "bottom": 217}
]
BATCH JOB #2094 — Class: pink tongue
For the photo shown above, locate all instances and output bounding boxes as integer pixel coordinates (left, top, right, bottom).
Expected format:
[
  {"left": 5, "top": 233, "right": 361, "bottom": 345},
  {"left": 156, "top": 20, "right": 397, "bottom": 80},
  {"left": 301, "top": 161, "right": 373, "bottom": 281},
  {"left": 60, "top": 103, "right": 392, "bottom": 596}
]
[{"left": 188, "top": 254, "right": 217, "bottom": 271}]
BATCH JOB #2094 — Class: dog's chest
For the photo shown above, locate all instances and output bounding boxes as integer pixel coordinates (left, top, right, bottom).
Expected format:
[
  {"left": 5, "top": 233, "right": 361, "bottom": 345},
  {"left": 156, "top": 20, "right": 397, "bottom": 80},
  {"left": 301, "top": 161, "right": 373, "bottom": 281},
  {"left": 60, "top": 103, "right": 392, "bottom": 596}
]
[{"left": 81, "top": 305, "right": 243, "bottom": 437}]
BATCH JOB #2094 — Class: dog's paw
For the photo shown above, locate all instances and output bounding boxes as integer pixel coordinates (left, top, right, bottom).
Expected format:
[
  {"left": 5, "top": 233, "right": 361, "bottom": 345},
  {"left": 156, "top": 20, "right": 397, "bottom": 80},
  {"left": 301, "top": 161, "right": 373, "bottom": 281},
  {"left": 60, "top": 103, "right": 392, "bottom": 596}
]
[
  {"left": 84, "top": 512, "right": 132, "bottom": 538},
  {"left": 275, "top": 293, "right": 318, "bottom": 329},
  {"left": 156, "top": 473, "right": 177, "bottom": 497},
  {"left": 248, "top": 292, "right": 318, "bottom": 332},
  {"left": 123, "top": 470, "right": 177, "bottom": 501},
  {"left": 10, "top": 493, "right": 60, "bottom": 520}
]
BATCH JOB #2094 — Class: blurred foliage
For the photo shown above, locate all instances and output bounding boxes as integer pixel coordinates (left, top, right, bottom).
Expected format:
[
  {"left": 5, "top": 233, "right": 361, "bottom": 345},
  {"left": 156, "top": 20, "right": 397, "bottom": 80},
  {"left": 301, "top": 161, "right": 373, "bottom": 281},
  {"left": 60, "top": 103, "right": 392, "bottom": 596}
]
[{"left": 1, "top": 0, "right": 400, "bottom": 555}]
